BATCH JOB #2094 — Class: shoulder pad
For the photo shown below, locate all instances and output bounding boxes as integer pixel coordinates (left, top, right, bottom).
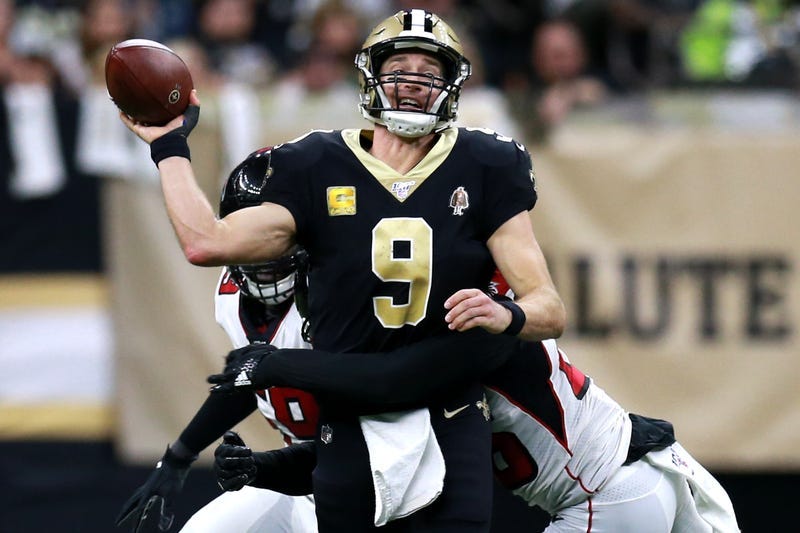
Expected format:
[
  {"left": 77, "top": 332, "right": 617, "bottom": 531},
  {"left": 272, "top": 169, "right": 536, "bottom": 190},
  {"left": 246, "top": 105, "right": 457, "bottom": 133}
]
[
  {"left": 458, "top": 127, "right": 529, "bottom": 167},
  {"left": 270, "top": 129, "right": 341, "bottom": 170}
]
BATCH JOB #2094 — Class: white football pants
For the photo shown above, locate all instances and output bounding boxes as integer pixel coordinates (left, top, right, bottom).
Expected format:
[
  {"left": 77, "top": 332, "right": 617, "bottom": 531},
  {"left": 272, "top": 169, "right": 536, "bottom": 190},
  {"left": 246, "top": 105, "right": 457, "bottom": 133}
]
[
  {"left": 180, "top": 486, "right": 317, "bottom": 533},
  {"left": 546, "top": 443, "right": 739, "bottom": 533}
]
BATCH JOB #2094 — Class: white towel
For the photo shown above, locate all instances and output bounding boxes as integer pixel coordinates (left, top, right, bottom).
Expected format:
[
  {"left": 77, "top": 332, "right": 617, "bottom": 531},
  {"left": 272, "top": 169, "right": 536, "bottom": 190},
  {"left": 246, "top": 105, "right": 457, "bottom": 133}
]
[
  {"left": 643, "top": 442, "right": 740, "bottom": 533},
  {"left": 359, "top": 408, "right": 445, "bottom": 526}
]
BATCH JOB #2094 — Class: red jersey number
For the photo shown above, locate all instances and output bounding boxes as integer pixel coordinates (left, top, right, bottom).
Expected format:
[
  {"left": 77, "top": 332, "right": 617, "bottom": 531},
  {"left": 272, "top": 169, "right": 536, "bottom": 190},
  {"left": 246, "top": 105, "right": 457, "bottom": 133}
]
[
  {"left": 265, "top": 387, "right": 319, "bottom": 441},
  {"left": 492, "top": 431, "right": 539, "bottom": 490}
]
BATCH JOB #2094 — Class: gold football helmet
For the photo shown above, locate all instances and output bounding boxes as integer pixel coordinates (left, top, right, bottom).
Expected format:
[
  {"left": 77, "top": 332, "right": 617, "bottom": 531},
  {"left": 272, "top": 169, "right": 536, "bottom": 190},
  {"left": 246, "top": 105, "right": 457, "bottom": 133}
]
[{"left": 355, "top": 9, "right": 472, "bottom": 137}]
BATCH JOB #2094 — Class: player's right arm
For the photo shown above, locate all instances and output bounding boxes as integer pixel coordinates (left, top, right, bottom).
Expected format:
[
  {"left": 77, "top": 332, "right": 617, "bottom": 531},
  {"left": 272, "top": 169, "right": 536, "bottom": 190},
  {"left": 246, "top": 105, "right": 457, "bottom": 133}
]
[
  {"left": 120, "top": 90, "right": 296, "bottom": 266},
  {"left": 163, "top": 166, "right": 296, "bottom": 266}
]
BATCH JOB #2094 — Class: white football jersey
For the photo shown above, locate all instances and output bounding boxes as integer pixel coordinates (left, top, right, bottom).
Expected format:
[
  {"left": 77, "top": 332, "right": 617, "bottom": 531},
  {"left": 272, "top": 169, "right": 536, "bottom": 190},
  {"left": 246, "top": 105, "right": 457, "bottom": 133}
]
[
  {"left": 485, "top": 338, "right": 632, "bottom": 515},
  {"left": 214, "top": 268, "right": 318, "bottom": 445}
]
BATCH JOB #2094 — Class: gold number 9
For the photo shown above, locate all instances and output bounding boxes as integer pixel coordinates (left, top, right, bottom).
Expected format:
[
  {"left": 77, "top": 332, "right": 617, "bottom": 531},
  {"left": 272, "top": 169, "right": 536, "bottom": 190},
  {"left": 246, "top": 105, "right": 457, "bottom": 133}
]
[{"left": 371, "top": 217, "right": 433, "bottom": 328}]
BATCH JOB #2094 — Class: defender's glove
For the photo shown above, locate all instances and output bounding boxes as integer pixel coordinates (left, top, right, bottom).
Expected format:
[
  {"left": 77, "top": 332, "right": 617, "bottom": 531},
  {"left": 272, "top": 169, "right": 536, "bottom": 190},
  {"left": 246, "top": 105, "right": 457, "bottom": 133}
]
[
  {"left": 207, "top": 343, "right": 277, "bottom": 394},
  {"left": 115, "top": 446, "right": 195, "bottom": 531},
  {"left": 214, "top": 431, "right": 257, "bottom": 491}
]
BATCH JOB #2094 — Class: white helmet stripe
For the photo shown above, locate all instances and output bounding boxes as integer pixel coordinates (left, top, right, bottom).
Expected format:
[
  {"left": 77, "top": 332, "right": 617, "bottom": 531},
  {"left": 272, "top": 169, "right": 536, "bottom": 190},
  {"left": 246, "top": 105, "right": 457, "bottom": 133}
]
[{"left": 400, "top": 9, "right": 432, "bottom": 37}]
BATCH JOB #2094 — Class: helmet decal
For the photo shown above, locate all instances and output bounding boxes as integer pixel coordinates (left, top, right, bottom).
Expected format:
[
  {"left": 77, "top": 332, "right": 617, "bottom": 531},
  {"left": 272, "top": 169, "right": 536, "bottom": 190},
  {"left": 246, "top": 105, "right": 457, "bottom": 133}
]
[{"left": 402, "top": 8, "right": 434, "bottom": 34}]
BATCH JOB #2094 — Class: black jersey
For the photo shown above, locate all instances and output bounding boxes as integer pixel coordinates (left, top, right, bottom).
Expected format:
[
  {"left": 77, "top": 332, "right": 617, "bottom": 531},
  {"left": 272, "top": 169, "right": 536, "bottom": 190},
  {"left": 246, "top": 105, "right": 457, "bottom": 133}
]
[{"left": 261, "top": 127, "right": 537, "bottom": 353}]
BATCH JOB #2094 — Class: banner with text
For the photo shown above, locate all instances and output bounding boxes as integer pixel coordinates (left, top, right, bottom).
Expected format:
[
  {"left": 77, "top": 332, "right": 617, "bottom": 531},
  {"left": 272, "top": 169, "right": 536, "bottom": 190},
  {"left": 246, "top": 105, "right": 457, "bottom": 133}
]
[{"left": 529, "top": 125, "right": 798, "bottom": 470}]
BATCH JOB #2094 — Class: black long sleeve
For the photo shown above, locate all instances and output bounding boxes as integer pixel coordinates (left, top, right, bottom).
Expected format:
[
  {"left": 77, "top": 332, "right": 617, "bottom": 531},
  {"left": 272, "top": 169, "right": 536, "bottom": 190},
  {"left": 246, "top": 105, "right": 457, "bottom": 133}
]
[
  {"left": 251, "top": 441, "right": 316, "bottom": 495},
  {"left": 254, "top": 329, "right": 520, "bottom": 412},
  {"left": 176, "top": 390, "right": 258, "bottom": 455}
]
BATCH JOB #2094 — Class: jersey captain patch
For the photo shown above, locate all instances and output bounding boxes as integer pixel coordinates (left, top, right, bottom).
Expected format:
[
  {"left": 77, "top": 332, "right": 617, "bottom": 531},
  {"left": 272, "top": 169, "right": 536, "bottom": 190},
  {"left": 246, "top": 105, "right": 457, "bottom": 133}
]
[{"left": 327, "top": 186, "right": 356, "bottom": 216}]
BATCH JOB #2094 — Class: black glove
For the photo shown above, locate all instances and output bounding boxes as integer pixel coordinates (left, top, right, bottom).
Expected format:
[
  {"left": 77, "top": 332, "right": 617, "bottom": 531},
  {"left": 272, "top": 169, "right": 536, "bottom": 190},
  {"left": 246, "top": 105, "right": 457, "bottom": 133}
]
[
  {"left": 214, "top": 431, "right": 258, "bottom": 491},
  {"left": 207, "top": 343, "right": 278, "bottom": 394},
  {"left": 115, "top": 446, "right": 196, "bottom": 531}
]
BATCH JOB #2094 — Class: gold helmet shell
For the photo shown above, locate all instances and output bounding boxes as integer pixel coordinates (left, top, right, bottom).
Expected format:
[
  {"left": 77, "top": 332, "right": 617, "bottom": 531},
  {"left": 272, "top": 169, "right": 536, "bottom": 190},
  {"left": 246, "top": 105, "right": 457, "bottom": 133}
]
[{"left": 355, "top": 9, "right": 472, "bottom": 137}]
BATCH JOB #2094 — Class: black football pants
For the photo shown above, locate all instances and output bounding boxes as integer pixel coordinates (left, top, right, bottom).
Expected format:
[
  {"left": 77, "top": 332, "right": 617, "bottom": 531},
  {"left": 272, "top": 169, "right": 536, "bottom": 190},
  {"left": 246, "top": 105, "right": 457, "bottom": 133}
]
[{"left": 312, "top": 382, "right": 493, "bottom": 532}]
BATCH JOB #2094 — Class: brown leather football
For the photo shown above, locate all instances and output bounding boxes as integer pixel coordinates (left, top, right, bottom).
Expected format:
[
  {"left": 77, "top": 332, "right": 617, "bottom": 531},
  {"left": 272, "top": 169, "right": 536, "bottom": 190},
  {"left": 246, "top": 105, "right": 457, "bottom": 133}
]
[{"left": 105, "top": 39, "right": 193, "bottom": 126}]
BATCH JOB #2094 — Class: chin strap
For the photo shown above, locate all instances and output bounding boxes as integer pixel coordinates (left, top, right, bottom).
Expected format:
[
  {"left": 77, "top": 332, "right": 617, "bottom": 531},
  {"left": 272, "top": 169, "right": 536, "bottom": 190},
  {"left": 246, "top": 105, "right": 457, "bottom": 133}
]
[{"left": 381, "top": 110, "right": 438, "bottom": 137}]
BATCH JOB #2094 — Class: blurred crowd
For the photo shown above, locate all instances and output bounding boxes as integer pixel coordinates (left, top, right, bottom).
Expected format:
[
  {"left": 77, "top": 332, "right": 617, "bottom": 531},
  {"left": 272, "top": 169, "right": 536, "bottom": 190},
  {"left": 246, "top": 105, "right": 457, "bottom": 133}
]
[
  {"left": 3, "top": 0, "right": 800, "bottom": 136},
  {"left": 1, "top": 0, "right": 800, "bottom": 273}
]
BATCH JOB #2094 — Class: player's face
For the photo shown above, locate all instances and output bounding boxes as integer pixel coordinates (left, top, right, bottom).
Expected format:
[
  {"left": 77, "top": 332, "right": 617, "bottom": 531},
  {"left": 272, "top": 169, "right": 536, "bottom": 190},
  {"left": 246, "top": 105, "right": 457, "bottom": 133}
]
[{"left": 378, "top": 51, "right": 446, "bottom": 113}]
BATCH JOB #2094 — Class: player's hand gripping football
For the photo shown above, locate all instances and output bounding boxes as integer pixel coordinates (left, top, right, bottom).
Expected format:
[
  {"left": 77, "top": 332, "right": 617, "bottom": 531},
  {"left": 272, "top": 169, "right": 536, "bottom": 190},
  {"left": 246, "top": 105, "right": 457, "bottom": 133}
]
[
  {"left": 119, "top": 90, "right": 200, "bottom": 145},
  {"left": 214, "top": 431, "right": 258, "bottom": 491},
  {"left": 207, "top": 342, "right": 278, "bottom": 394},
  {"left": 114, "top": 446, "right": 194, "bottom": 532}
]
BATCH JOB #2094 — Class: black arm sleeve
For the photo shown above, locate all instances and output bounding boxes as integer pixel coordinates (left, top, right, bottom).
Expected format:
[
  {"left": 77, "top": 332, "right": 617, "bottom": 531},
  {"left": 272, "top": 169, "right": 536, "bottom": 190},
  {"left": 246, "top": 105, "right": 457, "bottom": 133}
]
[
  {"left": 176, "top": 391, "right": 257, "bottom": 455},
  {"left": 253, "top": 329, "right": 520, "bottom": 412},
  {"left": 251, "top": 441, "right": 316, "bottom": 496}
]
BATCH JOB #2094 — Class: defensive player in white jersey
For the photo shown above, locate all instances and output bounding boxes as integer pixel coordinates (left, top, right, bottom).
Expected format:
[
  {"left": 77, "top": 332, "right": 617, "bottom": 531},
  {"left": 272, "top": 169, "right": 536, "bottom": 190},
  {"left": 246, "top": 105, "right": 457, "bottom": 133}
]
[
  {"left": 115, "top": 155, "right": 318, "bottom": 533},
  {"left": 179, "top": 257, "right": 318, "bottom": 533},
  {"left": 212, "top": 273, "right": 741, "bottom": 533}
]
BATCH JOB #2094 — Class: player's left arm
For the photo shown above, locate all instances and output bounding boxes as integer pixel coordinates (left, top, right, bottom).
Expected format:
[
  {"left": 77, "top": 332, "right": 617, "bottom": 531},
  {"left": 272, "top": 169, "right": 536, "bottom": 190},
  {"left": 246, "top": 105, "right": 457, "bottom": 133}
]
[
  {"left": 445, "top": 211, "right": 566, "bottom": 340},
  {"left": 209, "top": 330, "right": 519, "bottom": 412}
]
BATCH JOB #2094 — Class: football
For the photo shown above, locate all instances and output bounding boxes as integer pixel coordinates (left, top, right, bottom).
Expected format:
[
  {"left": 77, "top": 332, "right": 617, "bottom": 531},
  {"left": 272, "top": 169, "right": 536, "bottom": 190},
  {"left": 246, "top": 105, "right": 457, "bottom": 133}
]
[{"left": 105, "top": 39, "right": 193, "bottom": 126}]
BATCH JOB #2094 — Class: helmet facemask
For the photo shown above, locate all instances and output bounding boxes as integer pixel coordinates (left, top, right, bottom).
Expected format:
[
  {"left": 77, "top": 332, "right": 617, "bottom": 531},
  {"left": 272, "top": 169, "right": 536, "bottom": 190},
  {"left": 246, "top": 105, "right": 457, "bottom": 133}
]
[
  {"left": 228, "top": 248, "right": 308, "bottom": 306},
  {"left": 356, "top": 10, "right": 471, "bottom": 138}
]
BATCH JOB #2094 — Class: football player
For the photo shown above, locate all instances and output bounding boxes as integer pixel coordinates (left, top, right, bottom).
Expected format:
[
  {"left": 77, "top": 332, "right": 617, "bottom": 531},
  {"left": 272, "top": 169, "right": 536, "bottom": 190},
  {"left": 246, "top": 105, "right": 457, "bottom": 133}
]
[
  {"left": 115, "top": 154, "right": 318, "bottom": 533},
  {"left": 211, "top": 289, "right": 741, "bottom": 533},
  {"left": 121, "top": 9, "right": 565, "bottom": 532}
]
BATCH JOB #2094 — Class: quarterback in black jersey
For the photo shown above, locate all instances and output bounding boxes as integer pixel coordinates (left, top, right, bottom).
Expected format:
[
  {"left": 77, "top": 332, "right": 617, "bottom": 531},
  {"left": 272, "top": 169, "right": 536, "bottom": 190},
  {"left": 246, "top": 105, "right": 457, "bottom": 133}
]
[
  {"left": 121, "top": 8, "right": 565, "bottom": 533},
  {"left": 261, "top": 126, "right": 537, "bottom": 353}
]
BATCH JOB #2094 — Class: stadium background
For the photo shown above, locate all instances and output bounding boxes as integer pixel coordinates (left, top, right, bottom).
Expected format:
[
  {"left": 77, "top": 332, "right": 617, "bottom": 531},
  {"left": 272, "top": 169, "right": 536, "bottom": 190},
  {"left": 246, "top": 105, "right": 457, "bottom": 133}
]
[{"left": 2, "top": 0, "right": 799, "bottom": 531}]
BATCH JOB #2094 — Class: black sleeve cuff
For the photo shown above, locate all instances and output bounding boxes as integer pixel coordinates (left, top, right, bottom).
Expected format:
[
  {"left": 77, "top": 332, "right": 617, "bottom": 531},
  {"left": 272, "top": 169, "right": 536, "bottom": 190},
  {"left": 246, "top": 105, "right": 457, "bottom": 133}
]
[
  {"left": 497, "top": 299, "right": 525, "bottom": 336},
  {"left": 252, "top": 441, "right": 316, "bottom": 495},
  {"left": 150, "top": 132, "right": 191, "bottom": 166}
]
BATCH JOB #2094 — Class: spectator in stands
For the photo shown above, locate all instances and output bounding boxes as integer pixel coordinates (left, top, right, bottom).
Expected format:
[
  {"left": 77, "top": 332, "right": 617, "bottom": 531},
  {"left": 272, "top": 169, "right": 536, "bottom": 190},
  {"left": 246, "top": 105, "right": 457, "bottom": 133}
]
[
  {"left": 468, "top": 1, "right": 546, "bottom": 89},
  {"left": 680, "top": 0, "right": 800, "bottom": 88},
  {"left": 308, "top": 0, "right": 367, "bottom": 64},
  {"left": 194, "top": 0, "right": 276, "bottom": 87},
  {"left": 508, "top": 19, "right": 610, "bottom": 143},
  {"left": 257, "top": 41, "right": 362, "bottom": 146},
  {"left": 602, "top": 0, "right": 697, "bottom": 89},
  {"left": 250, "top": 0, "right": 368, "bottom": 146},
  {"left": 0, "top": 0, "right": 14, "bottom": 86},
  {"left": 78, "top": 0, "right": 134, "bottom": 88},
  {"left": 456, "top": 34, "right": 523, "bottom": 140},
  {"left": 73, "top": 0, "right": 153, "bottom": 181},
  {"left": 0, "top": 0, "right": 104, "bottom": 271},
  {"left": 286, "top": 0, "right": 389, "bottom": 53}
]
